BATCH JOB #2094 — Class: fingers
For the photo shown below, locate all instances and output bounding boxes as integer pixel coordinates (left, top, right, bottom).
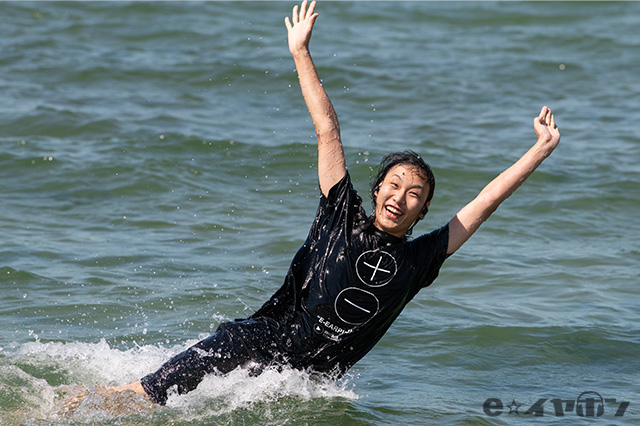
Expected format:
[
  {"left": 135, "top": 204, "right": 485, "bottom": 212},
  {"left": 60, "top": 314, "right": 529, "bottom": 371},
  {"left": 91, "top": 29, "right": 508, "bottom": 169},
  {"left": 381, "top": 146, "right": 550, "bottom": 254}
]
[
  {"left": 292, "top": 4, "right": 299, "bottom": 24},
  {"left": 533, "top": 106, "right": 560, "bottom": 144},
  {"left": 298, "top": 0, "right": 316, "bottom": 21},
  {"left": 536, "top": 105, "right": 558, "bottom": 129},
  {"left": 290, "top": 0, "right": 316, "bottom": 26},
  {"left": 293, "top": 1, "right": 307, "bottom": 24},
  {"left": 536, "top": 107, "right": 546, "bottom": 126},
  {"left": 539, "top": 106, "right": 549, "bottom": 123},
  {"left": 545, "top": 109, "right": 552, "bottom": 129},
  {"left": 546, "top": 107, "right": 558, "bottom": 130},
  {"left": 306, "top": 1, "right": 317, "bottom": 19}
]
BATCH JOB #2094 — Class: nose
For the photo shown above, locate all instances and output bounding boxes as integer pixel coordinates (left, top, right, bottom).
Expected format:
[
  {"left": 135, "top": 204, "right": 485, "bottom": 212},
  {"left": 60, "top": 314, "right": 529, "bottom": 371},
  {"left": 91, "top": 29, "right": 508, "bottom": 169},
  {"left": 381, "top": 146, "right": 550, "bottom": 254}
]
[{"left": 391, "top": 189, "right": 407, "bottom": 206}]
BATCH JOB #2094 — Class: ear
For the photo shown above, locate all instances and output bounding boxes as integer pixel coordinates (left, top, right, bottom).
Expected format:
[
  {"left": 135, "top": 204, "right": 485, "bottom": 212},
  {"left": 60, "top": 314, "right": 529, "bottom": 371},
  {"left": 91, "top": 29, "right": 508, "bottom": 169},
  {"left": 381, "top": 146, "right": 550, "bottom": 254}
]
[{"left": 419, "top": 201, "right": 431, "bottom": 219}]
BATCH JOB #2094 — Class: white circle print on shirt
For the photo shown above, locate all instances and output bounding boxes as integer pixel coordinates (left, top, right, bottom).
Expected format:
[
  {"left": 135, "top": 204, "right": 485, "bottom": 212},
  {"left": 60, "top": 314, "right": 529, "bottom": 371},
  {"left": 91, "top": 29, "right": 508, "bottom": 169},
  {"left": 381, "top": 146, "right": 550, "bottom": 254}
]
[
  {"left": 333, "top": 250, "right": 398, "bottom": 326},
  {"left": 334, "top": 287, "right": 379, "bottom": 325},
  {"left": 355, "top": 249, "right": 398, "bottom": 287}
]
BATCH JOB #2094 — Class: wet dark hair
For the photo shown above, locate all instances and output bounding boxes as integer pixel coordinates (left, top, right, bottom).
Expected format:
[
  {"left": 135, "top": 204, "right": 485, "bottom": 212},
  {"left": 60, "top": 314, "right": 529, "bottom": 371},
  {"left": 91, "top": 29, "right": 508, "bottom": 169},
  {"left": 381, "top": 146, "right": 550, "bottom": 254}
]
[{"left": 369, "top": 150, "right": 435, "bottom": 234}]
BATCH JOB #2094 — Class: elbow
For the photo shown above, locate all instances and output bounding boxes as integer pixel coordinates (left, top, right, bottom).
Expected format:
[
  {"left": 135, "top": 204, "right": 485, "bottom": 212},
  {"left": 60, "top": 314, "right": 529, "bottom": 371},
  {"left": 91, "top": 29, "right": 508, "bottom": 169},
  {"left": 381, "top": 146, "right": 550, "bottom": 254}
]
[
  {"left": 316, "top": 127, "right": 342, "bottom": 145},
  {"left": 314, "top": 114, "right": 340, "bottom": 135}
]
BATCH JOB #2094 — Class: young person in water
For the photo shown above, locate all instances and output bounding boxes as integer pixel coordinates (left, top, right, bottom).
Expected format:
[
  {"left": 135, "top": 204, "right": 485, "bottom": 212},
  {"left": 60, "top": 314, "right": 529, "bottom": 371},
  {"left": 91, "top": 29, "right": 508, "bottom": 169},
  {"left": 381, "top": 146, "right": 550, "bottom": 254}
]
[{"left": 114, "top": 1, "right": 560, "bottom": 405}]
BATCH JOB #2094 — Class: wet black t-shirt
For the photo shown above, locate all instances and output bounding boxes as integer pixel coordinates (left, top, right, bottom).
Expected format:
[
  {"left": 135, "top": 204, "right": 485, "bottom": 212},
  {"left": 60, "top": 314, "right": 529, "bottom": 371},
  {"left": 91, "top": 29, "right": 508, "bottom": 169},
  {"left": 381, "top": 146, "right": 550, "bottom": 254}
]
[{"left": 252, "top": 173, "right": 449, "bottom": 374}]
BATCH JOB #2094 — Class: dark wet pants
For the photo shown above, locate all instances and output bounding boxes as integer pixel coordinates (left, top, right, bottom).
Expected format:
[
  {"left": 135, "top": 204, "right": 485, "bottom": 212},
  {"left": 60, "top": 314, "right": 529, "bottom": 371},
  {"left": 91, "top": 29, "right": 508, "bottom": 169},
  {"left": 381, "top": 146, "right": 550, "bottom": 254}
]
[{"left": 140, "top": 319, "right": 278, "bottom": 405}]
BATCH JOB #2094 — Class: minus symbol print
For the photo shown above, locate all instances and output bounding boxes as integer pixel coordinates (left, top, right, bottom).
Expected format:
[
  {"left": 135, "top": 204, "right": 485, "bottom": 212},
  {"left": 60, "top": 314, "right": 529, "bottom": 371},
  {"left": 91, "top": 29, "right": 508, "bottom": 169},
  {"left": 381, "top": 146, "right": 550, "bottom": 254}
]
[{"left": 344, "top": 298, "right": 371, "bottom": 314}]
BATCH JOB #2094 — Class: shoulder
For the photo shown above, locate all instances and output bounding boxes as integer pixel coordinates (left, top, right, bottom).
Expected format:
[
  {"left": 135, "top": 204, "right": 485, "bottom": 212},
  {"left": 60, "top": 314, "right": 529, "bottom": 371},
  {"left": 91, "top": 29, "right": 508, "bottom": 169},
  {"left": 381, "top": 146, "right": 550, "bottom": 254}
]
[
  {"left": 320, "top": 172, "right": 366, "bottom": 214},
  {"left": 323, "top": 172, "right": 353, "bottom": 202},
  {"left": 406, "top": 223, "right": 451, "bottom": 261},
  {"left": 412, "top": 223, "right": 449, "bottom": 245}
]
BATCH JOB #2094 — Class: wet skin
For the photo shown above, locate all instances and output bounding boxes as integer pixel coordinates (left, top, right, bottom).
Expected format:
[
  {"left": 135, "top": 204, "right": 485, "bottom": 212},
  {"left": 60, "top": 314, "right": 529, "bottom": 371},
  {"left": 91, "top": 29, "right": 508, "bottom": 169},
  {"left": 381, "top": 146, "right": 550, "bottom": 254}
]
[{"left": 373, "top": 164, "right": 430, "bottom": 238}]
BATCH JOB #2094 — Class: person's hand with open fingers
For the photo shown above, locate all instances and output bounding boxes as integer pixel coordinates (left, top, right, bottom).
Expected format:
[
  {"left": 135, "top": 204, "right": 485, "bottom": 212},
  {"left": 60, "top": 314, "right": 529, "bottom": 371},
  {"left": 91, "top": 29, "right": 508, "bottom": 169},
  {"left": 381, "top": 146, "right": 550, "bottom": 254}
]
[{"left": 285, "top": 0, "right": 319, "bottom": 56}]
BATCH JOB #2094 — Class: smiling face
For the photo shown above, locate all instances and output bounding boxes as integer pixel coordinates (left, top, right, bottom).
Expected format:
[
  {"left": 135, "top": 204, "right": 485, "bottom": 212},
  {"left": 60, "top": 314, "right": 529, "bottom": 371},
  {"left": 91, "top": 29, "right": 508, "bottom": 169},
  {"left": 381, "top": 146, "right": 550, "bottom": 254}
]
[{"left": 373, "top": 164, "right": 431, "bottom": 238}]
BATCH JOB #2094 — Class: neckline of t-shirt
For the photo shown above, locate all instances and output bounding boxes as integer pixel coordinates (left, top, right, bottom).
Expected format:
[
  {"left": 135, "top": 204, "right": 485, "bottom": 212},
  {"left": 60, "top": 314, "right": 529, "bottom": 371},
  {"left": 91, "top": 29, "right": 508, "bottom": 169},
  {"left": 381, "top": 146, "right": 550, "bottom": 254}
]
[{"left": 370, "top": 225, "right": 405, "bottom": 244}]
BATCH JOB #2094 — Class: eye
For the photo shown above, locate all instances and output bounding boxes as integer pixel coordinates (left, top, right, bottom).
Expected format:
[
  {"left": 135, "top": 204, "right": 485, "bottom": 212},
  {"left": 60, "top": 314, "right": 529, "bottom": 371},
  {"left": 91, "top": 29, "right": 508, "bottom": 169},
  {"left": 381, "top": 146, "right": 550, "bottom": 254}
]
[{"left": 389, "top": 182, "right": 399, "bottom": 189}]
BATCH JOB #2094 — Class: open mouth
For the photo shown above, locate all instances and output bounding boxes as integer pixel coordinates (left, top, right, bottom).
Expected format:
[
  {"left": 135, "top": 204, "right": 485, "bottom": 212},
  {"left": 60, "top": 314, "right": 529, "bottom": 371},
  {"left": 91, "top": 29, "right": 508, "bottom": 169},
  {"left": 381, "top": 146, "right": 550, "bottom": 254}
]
[{"left": 384, "top": 205, "right": 403, "bottom": 218}]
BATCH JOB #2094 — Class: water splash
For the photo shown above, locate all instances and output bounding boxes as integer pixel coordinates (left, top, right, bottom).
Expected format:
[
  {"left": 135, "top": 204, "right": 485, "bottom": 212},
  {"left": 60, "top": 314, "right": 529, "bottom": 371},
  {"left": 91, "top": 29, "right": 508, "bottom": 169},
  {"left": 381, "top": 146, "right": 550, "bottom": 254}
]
[{"left": 0, "top": 340, "right": 358, "bottom": 424}]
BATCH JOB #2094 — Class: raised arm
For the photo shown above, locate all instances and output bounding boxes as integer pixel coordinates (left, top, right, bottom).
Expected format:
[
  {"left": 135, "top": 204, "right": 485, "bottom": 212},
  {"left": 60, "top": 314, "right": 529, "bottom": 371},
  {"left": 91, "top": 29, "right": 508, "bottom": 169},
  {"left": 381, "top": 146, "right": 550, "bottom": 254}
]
[
  {"left": 285, "top": 0, "right": 346, "bottom": 197},
  {"left": 447, "top": 106, "right": 561, "bottom": 255}
]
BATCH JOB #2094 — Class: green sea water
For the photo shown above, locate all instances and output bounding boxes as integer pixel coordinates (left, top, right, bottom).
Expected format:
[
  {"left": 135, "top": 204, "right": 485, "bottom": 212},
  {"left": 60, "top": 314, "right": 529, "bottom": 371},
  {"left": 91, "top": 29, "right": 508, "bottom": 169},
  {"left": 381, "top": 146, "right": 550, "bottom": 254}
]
[{"left": 1, "top": 2, "right": 639, "bottom": 425}]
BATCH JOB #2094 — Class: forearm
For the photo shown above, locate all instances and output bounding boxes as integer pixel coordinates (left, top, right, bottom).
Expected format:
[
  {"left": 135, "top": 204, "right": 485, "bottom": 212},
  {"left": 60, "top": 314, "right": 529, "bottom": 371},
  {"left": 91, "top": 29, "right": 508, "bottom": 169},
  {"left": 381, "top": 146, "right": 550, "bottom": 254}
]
[
  {"left": 475, "top": 137, "right": 556, "bottom": 218},
  {"left": 292, "top": 51, "right": 340, "bottom": 136},
  {"left": 292, "top": 50, "right": 346, "bottom": 194},
  {"left": 448, "top": 136, "right": 558, "bottom": 254}
]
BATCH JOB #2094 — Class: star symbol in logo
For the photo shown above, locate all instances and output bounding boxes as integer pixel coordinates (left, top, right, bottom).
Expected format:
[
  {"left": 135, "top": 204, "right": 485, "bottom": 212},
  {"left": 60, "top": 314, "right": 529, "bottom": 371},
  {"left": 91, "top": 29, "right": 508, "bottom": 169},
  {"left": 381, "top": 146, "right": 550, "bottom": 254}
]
[{"left": 507, "top": 399, "right": 522, "bottom": 415}]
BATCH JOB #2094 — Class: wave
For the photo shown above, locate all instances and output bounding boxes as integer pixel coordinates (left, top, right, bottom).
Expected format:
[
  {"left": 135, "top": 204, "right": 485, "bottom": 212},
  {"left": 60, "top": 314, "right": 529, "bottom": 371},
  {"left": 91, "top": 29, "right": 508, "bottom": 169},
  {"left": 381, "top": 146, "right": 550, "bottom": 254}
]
[{"left": 0, "top": 339, "right": 358, "bottom": 425}]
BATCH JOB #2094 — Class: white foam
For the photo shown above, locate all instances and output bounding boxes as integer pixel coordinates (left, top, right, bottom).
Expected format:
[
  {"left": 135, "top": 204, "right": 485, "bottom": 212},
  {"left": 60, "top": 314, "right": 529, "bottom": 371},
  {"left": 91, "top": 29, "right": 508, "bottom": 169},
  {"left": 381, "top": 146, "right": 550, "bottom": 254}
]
[
  {"left": 0, "top": 364, "right": 57, "bottom": 420},
  {"left": 11, "top": 338, "right": 190, "bottom": 386},
  {"left": 168, "top": 365, "right": 358, "bottom": 417},
  {"left": 1, "top": 340, "right": 358, "bottom": 422}
]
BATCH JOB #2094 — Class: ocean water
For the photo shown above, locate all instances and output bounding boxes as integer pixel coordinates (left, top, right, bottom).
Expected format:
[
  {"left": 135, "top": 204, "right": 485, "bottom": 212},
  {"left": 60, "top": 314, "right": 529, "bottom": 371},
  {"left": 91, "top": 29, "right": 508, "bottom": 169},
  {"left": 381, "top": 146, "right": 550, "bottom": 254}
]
[{"left": 1, "top": 1, "right": 639, "bottom": 425}]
